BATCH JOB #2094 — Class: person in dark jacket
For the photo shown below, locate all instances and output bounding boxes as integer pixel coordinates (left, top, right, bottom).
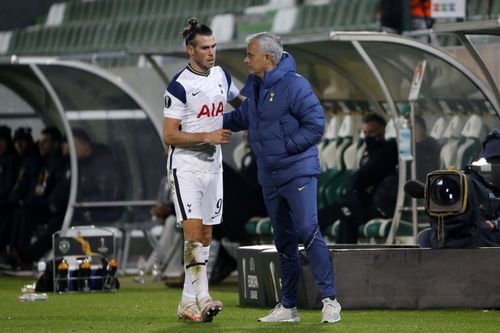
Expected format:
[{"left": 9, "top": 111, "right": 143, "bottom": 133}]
[
  {"left": 318, "top": 113, "right": 399, "bottom": 244},
  {"left": 70, "top": 127, "right": 124, "bottom": 225},
  {"left": 377, "top": 0, "right": 403, "bottom": 33},
  {"left": 15, "top": 132, "right": 70, "bottom": 265},
  {"left": 223, "top": 32, "right": 341, "bottom": 324},
  {"left": 0, "top": 127, "right": 40, "bottom": 254},
  {"left": 0, "top": 125, "right": 19, "bottom": 254},
  {"left": 0, "top": 126, "right": 69, "bottom": 270}
]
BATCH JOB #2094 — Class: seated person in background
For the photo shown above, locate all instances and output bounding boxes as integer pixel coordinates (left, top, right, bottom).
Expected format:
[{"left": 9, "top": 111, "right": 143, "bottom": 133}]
[
  {"left": 318, "top": 113, "right": 399, "bottom": 244},
  {"left": 0, "top": 126, "right": 69, "bottom": 271},
  {"left": 414, "top": 115, "right": 441, "bottom": 183},
  {"left": 71, "top": 127, "right": 124, "bottom": 225},
  {"left": 14, "top": 134, "right": 70, "bottom": 267},
  {"left": 0, "top": 126, "right": 19, "bottom": 255}
]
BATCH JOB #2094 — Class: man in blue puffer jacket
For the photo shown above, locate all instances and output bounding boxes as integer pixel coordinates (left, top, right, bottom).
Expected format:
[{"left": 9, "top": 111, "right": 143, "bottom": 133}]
[{"left": 223, "top": 32, "right": 341, "bottom": 323}]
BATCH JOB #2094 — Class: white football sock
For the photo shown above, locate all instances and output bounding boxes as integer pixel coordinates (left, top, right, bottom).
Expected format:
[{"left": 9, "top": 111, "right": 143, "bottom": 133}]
[{"left": 182, "top": 241, "right": 210, "bottom": 304}]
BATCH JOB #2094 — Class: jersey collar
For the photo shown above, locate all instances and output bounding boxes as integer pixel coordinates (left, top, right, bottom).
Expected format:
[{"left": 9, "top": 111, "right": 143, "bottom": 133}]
[{"left": 187, "top": 63, "right": 211, "bottom": 77}]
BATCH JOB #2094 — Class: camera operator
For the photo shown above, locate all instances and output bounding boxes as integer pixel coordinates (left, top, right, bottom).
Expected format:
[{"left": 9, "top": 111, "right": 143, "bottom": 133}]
[{"left": 413, "top": 129, "right": 500, "bottom": 248}]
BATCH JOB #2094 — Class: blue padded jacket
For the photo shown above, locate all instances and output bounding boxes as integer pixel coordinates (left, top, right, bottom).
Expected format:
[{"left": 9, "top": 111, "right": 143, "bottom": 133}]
[{"left": 223, "top": 52, "right": 325, "bottom": 187}]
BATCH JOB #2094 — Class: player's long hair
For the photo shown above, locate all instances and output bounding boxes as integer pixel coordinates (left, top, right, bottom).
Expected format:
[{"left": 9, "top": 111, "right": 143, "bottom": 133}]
[{"left": 182, "top": 18, "right": 212, "bottom": 46}]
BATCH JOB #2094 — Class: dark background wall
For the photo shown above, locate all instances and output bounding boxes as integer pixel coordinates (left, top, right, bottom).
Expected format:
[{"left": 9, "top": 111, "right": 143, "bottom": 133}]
[{"left": 0, "top": 0, "right": 67, "bottom": 31}]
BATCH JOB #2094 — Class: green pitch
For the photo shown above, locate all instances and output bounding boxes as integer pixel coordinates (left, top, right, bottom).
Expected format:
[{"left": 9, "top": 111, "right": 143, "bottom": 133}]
[{"left": 0, "top": 275, "right": 499, "bottom": 332}]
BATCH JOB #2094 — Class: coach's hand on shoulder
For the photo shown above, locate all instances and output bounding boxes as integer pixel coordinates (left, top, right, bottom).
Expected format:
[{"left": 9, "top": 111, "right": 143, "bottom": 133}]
[{"left": 204, "top": 129, "right": 232, "bottom": 145}]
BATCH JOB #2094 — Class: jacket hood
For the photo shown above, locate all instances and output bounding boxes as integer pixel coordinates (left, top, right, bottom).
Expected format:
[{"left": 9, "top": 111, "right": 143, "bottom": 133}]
[
  {"left": 243, "top": 52, "right": 296, "bottom": 91},
  {"left": 262, "top": 52, "right": 296, "bottom": 89}
]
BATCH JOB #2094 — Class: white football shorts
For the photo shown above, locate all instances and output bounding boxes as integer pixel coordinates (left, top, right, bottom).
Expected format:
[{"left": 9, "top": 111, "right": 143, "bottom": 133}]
[{"left": 168, "top": 169, "right": 223, "bottom": 227}]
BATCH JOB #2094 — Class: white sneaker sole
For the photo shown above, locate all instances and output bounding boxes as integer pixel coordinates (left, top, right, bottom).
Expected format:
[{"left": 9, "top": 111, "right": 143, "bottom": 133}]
[
  {"left": 258, "top": 317, "right": 301, "bottom": 322},
  {"left": 322, "top": 316, "right": 341, "bottom": 323}
]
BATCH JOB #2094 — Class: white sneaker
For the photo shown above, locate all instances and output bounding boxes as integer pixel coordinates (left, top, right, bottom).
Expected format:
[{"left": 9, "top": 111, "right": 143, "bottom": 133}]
[
  {"left": 258, "top": 303, "right": 301, "bottom": 322},
  {"left": 321, "top": 298, "right": 341, "bottom": 323}
]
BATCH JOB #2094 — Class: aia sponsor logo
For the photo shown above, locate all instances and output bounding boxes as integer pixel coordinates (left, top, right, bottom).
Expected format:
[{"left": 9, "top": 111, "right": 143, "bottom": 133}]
[{"left": 197, "top": 101, "right": 224, "bottom": 119}]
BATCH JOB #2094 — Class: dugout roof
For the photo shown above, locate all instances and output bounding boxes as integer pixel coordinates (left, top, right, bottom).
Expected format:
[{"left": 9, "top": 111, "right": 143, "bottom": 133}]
[{"left": 0, "top": 58, "right": 164, "bottom": 230}]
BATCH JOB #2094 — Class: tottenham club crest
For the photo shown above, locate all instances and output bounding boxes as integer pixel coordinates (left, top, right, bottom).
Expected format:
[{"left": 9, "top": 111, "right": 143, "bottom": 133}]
[
  {"left": 58, "top": 239, "right": 70, "bottom": 254},
  {"left": 164, "top": 95, "right": 172, "bottom": 108}
]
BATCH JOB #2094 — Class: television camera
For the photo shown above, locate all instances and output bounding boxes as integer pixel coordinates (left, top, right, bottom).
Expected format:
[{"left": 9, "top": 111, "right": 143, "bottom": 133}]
[{"left": 405, "top": 162, "right": 500, "bottom": 248}]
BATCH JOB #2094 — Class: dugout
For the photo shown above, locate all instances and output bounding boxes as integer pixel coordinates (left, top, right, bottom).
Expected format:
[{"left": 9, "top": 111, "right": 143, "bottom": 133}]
[
  {"left": 0, "top": 57, "right": 164, "bottom": 236},
  {"left": 138, "top": 30, "right": 500, "bottom": 244}
]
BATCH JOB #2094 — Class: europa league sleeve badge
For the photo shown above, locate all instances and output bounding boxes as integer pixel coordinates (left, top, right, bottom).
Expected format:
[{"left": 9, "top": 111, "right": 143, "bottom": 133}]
[{"left": 165, "top": 95, "right": 172, "bottom": 108}]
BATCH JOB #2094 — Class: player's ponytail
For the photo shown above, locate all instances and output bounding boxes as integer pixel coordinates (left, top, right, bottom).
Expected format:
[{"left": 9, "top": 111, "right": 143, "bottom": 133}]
[{"left": 182, "top": 17, "right": 212, "bottom": 46}]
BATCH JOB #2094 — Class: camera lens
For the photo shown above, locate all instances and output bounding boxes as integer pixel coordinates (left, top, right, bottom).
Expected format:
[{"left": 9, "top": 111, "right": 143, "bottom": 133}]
[{"left": 430, "top": 176, "right": 461, "bottom": 206}]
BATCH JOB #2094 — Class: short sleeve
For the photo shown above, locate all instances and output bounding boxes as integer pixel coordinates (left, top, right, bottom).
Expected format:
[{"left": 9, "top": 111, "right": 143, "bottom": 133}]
[
  {"left": 227, "top": 80, "right": 240, "bottom": 102},
  {"left": 163, "top": 80, "right": 186, "bottom": 119},
  {"left": 222, "top": 67, "right": 240, "bottom": 101}
]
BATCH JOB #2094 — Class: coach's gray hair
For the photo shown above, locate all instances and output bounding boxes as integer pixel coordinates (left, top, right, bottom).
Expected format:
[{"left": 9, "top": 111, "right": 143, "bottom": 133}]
[{"left": 246, "top": 32, "right": 283, "bottom": 65}]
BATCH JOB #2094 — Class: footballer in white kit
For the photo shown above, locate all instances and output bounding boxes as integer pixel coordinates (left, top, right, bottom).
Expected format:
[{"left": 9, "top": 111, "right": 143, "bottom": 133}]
[{"left": 164, "top": 63, "right": 240, "bottom": 226}]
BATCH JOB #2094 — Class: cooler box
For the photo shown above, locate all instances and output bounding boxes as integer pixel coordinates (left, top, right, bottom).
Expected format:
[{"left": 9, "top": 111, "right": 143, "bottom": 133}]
[{"left": 52, "top": 226, "right": 117, "bottom": 293}]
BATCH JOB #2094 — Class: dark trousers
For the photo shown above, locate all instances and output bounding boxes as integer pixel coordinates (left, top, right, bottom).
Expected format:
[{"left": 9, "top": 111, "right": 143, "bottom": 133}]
[
  {"left": 19, "top": 212, "right": 64, "bottom": 262},
  {"left": 262, "top": 176, "right": 336, "bottom": 307},
  {"left": 0, "top": 205, "right": 14, "bottom": 252}
]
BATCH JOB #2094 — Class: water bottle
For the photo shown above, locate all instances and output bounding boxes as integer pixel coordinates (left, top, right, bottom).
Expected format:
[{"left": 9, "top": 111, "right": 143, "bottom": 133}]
[
  {"left": 56, "top": 259, "right": 69, "bottom": 293},
  {"left": 399, "top": 117, "right": 412, "bottom": 161},
  {"left": 21, "top": 283, "right": 36, "bottom": 294},
  {"left": 17, "top": 293, "right": 48, "bottom": 302},
  {"left": 37, "top": 261, "right": 47, "bottom": 275},
  {"left": 79, "top": 259, "right": 91, "bottom": 292},
  {"left": 103, "top": 258, "right": 118, "bottom": 290},
  {"left": 151, "top": 259, "right": 160, "bottom": 283},
  {"left": 135, "top": 256, "right": 146, "bottom": 285}
]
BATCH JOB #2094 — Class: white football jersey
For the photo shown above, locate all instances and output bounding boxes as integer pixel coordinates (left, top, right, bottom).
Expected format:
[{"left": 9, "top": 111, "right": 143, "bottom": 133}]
[{"left": 163, "top": 64, "right": 239, "bottom": 173}]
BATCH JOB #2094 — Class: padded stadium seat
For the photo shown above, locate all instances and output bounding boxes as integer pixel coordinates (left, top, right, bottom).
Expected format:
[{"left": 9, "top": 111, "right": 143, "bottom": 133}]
[
  {"left": 354, "top": 0, "right": 378, "bottom": 30},
  {"left": 127, "top": 19, "right": 159, "bottom": 49},
  {"left": 333, "top": 0, "right": 361, "bottom": 30},
  {"left": 245, "top": 0, "right": 296, "bottom": 15},
  {"left": 0, "top": 31, "right": 12, "bottom": 54},
  {"left": 429, "top": 116, "right": 446, "bottom": 140},
  {"left": 343, "top": 133, "right": 363, "bottom": 170},
  {"left": 491, "top": 1, "right": 500, "bottom": 18},
  {"left": 456, "top": 114, "right": 483, "bottom": 169},
  {"left": 46, "top": 2, "right": 66, "bottom": 27},
  {"left": 318, "top": 113, "right": 343, "bottom": 169},
  {"left": 318, "top": 114, "right": 360, "bottom": 207},
  {"left": 467, "top": 0, "right": 490, "bottom": 21},
  {"left": 317, "top": 168, "right": 341, "bottom": 209},
  {"left": 245, "top": 217, "right": 273, "bottom": 235},
  {"left": 325, "top": 218, "right": 413, "bottom": 241},
  {"left": 271, "top": 6, "right": 298, "bottom": 34},
  {"left": 360, "top": 218, "right": 413, "bottom": 238},
  {"left": 292, "top": 3, "right": 330, "bottom": 33},
  {"left": 384, "top": 118, "right": 397, "bottom": 140},
  {"left": 321, "top": 114, "right": 357, "bottom": 170},
  {"left": 323, "top": 219, "right": 341, "bottom": 239},
  {"left": 232, "top": 140, "right": 250, "bottom": 170},
  {"left": 236, "top": 13, "right": 274, "bottom": 40},
  {"left": 211, "top": 14, "right": 236, "bottom": 43},
  {"left": 439, "top": 115, "right": 464, "bottom": 168}
]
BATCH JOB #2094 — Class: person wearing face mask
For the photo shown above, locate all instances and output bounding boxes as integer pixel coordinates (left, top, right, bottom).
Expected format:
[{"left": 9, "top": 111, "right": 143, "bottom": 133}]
[{"left": 318, "top": 113, "right": 398, "bottom": 244}]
